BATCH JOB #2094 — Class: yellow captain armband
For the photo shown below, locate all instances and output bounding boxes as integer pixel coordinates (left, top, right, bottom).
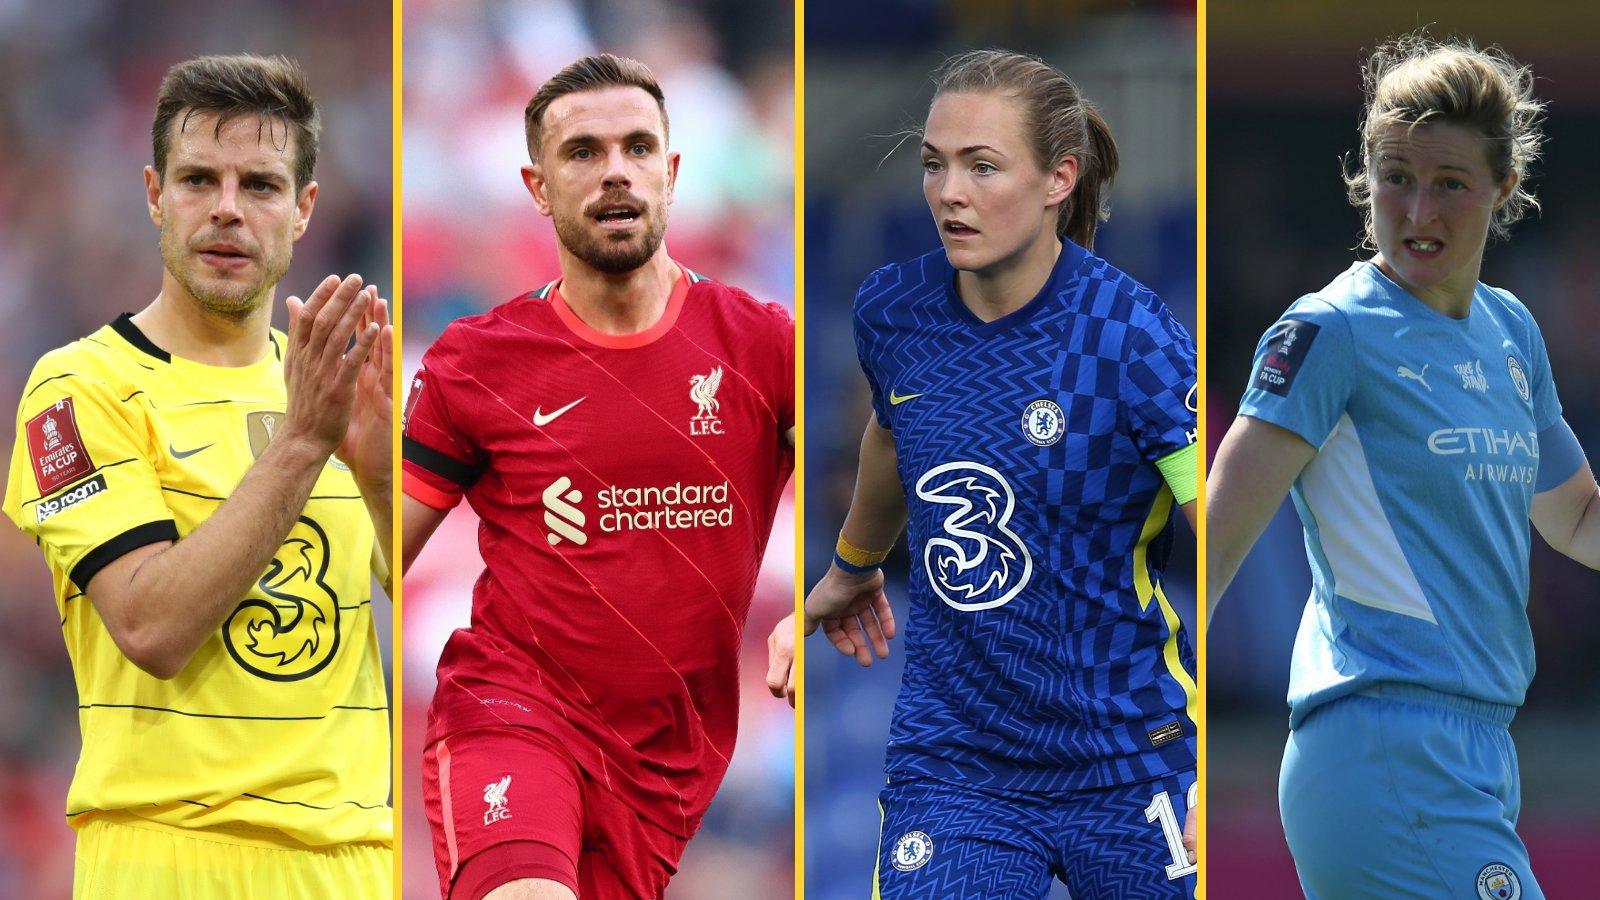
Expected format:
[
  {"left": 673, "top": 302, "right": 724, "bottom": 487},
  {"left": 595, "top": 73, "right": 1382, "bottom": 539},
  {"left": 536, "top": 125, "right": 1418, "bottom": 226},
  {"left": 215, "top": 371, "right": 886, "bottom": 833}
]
[
  {"left": 1154, "top": 443, "right": 1199, "bottom": 505},
  {"left": 835, "top": 534, "right": 891, "bottom": 574}
]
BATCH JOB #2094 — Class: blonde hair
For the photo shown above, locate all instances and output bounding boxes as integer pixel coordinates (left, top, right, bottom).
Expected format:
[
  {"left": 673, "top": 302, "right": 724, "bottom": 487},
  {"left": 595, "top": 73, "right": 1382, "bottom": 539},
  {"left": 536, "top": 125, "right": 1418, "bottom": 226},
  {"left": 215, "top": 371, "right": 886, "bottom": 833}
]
[
  {"left": 1346, "top": 31, "right": 1544, "bottom": 245},
  {"left": 931, "top": 49, "right": 1120, "bottom": 249}
]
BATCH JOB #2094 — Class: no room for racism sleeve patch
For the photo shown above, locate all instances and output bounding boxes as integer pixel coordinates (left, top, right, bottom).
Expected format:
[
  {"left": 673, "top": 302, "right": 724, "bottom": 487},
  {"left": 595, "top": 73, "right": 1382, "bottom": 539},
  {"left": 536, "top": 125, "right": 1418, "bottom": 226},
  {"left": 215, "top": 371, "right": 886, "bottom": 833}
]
[
  {"left": 26, "top": 397, "right": 96, "bottom": 495},
  {"left": 1253, "top": 319, "right": 1320, "bottom": 397}
]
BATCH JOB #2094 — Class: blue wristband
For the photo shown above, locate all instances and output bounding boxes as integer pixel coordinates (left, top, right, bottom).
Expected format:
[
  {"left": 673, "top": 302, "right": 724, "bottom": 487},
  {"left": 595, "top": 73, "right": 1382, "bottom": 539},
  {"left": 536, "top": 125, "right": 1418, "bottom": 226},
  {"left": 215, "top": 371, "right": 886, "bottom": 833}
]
[{"left": 833, "top": 551, "right": 880, "bottom": 574}]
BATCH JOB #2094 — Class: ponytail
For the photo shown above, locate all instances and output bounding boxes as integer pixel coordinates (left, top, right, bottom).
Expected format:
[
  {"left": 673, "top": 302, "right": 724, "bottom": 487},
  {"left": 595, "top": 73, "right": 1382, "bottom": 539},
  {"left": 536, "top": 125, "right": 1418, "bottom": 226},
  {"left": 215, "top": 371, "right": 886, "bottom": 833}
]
[{"left": 1060, "top": 102, "right": 1119, "bottom": 248}]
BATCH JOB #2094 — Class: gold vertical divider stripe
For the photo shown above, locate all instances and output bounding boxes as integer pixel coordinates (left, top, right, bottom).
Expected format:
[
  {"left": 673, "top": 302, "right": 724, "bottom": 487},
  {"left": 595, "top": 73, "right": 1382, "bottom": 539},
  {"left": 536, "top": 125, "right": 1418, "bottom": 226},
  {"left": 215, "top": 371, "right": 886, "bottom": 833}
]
[
  {"left": 390, "top": 0, "right": 406, "bottom": 895},
  {"left": 792, "top": 0, "right": 807, "bottom": 897},
  {"left": 1194, "top": 2, "right": 1209, "bottom": 898}
]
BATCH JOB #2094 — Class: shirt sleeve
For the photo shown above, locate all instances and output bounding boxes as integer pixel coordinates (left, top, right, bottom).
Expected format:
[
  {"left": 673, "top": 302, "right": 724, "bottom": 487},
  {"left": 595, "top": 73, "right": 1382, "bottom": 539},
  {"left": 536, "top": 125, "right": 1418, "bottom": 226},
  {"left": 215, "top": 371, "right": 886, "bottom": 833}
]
[
  {"left": 1122, "top": 301, "right": 1198, "bottom": 462},
  {"left": 771, "top": 302, "right": 795, "bottom": 434},
  {"left": 1521, "top": 302, "right": 1562, "bottom": 432},
  {"left": 401, "top": 338, "right": 484, "bottom": 511},
  {"left": 4, "top": 368, "right": 178, "bottom": 591},
  {"left": 1237, "top": 297, "right": 1357, "bottom": 448},
  {"left": 852, "top": 270, "right": 892, "bottom": 430}
]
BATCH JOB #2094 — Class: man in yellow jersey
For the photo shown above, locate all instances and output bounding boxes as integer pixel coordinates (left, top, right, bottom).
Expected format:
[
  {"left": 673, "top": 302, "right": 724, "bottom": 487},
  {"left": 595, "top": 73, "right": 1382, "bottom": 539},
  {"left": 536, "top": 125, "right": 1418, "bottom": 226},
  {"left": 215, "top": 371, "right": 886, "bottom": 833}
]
[{"left": 2, "top": 54, "right": 393, "bottom": 897}]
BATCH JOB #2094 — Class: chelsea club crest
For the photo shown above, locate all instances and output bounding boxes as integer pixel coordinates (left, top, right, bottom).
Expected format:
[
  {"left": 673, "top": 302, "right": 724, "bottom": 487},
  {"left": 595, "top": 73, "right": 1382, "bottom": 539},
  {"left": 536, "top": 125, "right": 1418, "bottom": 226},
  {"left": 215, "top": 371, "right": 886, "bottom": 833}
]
[
  {"left": 892, "top": 831, "right": 934, "bottom": 872},
  {"left": 1022, "top": 399, "right": 1065, "bottom": 447}
]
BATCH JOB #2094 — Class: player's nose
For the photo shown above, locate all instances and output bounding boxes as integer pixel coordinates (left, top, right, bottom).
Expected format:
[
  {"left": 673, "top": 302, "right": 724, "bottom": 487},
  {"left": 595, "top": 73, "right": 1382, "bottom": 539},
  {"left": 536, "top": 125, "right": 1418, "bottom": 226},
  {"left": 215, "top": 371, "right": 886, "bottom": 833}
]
[
  {"left": 601, "top": 145, "right": 632, "bottom": 190},
  {"left": 938, "top": 171, "right": 968, "bottom": 209},
  {"left": 210, "top": 178, "right": 244, "bottom": 226},
  {"left": 1408, "top": 187, "right": 1437, "bottom": 225}
]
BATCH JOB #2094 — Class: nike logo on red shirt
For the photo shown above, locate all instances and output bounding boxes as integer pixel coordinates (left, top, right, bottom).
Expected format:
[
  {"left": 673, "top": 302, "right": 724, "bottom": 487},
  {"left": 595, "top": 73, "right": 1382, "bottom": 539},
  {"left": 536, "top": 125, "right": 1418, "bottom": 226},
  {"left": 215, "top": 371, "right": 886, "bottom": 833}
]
[{"left": 532, "top": 397, "right": 586, "bottom": 426}]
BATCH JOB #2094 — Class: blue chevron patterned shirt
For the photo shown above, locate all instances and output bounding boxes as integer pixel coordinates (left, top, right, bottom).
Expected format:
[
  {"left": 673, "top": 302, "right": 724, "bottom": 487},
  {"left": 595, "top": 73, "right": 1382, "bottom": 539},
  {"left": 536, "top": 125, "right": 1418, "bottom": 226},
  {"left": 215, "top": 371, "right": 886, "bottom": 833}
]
[{"left": 855, "top": 240, "right": 1197, "bottom": 792}]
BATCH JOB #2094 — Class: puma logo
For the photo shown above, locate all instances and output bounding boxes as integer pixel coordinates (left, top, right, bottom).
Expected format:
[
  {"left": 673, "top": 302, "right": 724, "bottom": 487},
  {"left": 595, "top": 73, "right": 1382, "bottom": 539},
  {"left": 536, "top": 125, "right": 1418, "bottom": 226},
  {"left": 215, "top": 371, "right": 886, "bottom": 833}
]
[{"left": 1397, "top": 364, "right": 1430, "bottom": 392}]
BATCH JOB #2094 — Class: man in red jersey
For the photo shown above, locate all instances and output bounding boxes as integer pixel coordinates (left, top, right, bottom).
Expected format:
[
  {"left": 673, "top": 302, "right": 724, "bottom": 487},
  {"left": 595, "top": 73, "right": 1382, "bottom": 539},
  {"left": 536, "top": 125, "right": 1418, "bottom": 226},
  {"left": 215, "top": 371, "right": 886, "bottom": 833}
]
[{"left": 401, "top": 54, "right": 794, "bottom": 900}]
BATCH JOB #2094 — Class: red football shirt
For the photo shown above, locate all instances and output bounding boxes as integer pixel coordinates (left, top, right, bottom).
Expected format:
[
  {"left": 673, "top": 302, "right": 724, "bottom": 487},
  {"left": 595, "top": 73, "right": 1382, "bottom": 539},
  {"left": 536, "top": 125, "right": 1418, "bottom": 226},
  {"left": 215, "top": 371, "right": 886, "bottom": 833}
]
[{"left": 402, "top": 263, "right": 794, "bottom": 838}]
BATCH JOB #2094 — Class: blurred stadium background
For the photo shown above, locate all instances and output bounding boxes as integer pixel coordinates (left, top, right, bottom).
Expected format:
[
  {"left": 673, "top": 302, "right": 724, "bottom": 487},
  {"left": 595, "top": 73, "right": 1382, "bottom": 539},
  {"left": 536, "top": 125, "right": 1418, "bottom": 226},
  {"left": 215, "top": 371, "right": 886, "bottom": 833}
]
[
  {"left": 0, "top": 1, "right": 392, "bottom": 896},
  {"left": 399, "top": 0, "right": 794, "bottom": 897},
  {"left": 1210, "top": 3, "right": 1600, "bottom": 896},
  {"left": 803, "top": 2, "right": 1196, "bottom": 897}
]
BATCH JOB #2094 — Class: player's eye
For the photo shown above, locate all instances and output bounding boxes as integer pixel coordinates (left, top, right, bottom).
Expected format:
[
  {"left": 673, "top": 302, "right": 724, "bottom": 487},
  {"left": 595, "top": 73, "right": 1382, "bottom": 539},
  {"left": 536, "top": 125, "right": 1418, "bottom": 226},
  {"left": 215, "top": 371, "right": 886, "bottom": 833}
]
[
  {"left": 572, "top": 147, "right": 594, "bottom": 161},
  {"left": 1443, "top": 177, "right": 1467, "bottom": 191},
  {"left": 1382, "top": 170, "right": 1407, "bottom": 186},
  {"left": 247, "top": 180, "right": 277, "bottom": 193},
  {"left": 921, "top": 158, "right": 943, "bottom": 173},
  {"left": 629, "top": 143, "right": 650, "bottom": 156},
  {"left": 973, "top": 162, "right": 997, "bottom": 176},
  {"left": 182, "top": 173, "right": 208, "bottom": 187}
]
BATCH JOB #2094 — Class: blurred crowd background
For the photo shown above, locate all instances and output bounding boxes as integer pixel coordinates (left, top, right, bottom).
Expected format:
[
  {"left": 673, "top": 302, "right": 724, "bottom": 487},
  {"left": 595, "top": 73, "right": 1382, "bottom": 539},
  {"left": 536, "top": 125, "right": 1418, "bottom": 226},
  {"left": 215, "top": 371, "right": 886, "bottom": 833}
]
[
  {"left": 803, "top": 2, "right": 1197, "bottom": 897},
  {"left": 0, "top": 1, "right": 392, "bottom": 896},
  {"left": 399, "top": 0, "right": 794, "bottom": 896},
  {"left": 1209, "top": 3, "right": 1600, "bottom": 896}
]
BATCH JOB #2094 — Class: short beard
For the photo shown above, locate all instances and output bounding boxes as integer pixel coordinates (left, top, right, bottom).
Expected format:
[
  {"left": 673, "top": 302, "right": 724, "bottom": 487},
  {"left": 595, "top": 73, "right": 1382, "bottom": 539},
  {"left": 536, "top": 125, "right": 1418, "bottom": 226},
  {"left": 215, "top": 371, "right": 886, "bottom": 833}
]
[
  {"left": 169, "top": 266, "right": 269, "bottom": 319},
  {"left": 159, "top": 225, "right": 285, "bottom": 320},
  {"left": 552, "top": 205, "right": 668, "bottom": 275}
]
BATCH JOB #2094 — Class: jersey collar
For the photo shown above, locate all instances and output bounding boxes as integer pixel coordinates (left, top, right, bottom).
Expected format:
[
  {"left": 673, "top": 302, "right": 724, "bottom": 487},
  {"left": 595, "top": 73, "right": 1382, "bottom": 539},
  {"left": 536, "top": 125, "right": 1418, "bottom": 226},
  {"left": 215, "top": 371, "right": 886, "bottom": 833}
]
[
  {"left": 547, "top": 262, "right": 691, "bottom": 349},
  {"left": 111, "top": 313, "right": 172, "bottom": 362},
  {"left": 109, "top": 313, "right": 284, "bottom": 368},
  {"left": 943, "top": 238, "right": 1087, "bottom": 337}
]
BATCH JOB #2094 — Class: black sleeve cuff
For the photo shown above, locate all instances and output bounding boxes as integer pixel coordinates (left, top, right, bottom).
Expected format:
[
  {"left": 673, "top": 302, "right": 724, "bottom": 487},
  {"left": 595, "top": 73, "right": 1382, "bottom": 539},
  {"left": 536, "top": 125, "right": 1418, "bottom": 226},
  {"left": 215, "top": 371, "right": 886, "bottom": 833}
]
[
  {"left": 71, "top": 520, "right": 180, "bottom": 591},
  {"left": 402, "top": 436, "right": 479, "bottom": 488}
]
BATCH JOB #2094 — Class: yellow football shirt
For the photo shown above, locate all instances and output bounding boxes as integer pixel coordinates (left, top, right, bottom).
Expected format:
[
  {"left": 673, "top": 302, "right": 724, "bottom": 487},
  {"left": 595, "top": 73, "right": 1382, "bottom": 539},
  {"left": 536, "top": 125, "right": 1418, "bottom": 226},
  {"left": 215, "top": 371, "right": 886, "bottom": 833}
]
[{"left": 3, "top": 315, "right": 390, "bottom": 848}]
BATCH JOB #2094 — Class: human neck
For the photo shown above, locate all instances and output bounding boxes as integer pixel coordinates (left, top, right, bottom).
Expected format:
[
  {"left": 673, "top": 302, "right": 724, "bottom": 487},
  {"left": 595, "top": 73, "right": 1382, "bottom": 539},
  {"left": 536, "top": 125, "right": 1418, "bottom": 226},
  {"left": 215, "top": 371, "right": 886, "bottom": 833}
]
[
  {"left": 955, "top": 231, "right": 1063, "bottom": 323},
  {"left": 1373, "top": 253, "right": 1480, "bottom": 320},
  {"left": 130, "top": 274, "right": 275, "bottom": 366},
  {"left": 557, "top": 246, "right": 679, "bottom": 335}
]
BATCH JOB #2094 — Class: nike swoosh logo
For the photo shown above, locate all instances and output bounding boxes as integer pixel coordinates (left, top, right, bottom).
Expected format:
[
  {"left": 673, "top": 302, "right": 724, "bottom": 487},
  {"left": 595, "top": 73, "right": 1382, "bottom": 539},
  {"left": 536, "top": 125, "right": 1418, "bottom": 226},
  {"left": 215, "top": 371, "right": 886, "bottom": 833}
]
[
  {"left": 169, "top": 442, "right": 214, "bottom": 459},
  {"left": 532, "top": 397, "right": 586, "bottom": 426},
  {"left": 889, "top": 392, "right": 923, "bottom": 406}
]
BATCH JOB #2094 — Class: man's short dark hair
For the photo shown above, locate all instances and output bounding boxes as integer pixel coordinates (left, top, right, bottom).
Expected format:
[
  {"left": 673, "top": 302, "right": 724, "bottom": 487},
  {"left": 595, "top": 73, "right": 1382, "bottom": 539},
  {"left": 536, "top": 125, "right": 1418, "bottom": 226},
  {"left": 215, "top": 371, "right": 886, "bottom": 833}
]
[
  {"left": 151, "top": 54, "right": 321, "bottom": 191},
  {"left": 524, "top": 53, "right": 668, "bottom": 161}
]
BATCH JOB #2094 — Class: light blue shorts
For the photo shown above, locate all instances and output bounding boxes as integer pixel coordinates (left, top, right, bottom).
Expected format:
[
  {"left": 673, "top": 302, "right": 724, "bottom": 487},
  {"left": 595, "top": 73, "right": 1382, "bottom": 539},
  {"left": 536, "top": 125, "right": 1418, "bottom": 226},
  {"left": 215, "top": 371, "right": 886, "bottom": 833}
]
[{"left": 1280, "top": 685, "right": 1541, "bottom": 899}]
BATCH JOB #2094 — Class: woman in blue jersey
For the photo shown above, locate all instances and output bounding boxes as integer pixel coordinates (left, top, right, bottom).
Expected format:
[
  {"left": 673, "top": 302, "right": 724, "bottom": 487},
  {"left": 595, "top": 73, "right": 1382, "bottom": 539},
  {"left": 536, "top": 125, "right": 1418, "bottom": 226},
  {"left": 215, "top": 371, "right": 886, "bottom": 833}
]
[
  {"left": 798, "top": 50, "right": 1200, "bottom": 899},
  {"left": 1208, "top": 33, "right": 1593, "bottom": 899}
]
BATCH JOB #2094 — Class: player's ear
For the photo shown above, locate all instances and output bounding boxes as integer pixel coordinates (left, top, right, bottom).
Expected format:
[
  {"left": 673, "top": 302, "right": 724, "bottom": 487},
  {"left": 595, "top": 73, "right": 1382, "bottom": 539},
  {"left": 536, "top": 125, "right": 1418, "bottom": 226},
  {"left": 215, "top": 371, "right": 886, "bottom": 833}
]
[
  {"left": 292, "top": 181, "right": 318, "bottom": 240},
  {"left": 1494, "top": 169, "right": 1519, "bottom": 210},
  {"left": 665, "top": 150, "right": 680, "bottom": 206},
  {"left": 144, "top": 165, "right": 163, "bottom": 226},
  {"left": 522, "top": 164, "right": 553, "bottom": 217},
  {"left": 1046, "top": 154, "right": 1079, "bottom": 210}
]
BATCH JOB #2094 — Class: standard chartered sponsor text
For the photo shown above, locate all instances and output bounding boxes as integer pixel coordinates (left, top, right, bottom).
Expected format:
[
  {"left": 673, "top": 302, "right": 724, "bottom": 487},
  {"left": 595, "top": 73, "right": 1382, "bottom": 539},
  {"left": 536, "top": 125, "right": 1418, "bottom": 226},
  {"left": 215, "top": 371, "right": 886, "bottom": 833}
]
[{"left": 596, "top": 480, "right": 734, "bottom": 532}]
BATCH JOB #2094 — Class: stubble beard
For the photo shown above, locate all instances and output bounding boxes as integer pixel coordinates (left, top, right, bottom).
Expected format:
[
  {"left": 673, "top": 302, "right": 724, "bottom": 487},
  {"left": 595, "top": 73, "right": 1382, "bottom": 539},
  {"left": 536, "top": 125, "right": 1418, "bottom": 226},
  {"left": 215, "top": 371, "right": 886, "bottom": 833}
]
[
  {"left": 552, "top": 201, "right": 668, "bottom": 276},
  {"left": 160, "top": 221, "right": 288, "bottom": 320}
]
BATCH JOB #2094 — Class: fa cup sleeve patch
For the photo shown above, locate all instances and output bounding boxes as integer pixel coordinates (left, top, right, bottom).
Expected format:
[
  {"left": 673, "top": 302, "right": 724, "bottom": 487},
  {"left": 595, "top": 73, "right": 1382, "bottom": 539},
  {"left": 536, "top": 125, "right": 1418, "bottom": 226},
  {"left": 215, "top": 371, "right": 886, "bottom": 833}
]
[
  {"left": 403, "top": 371, "right": 426, "bottom": 433},
  {"left": 26, "top": 397, "right": 96, "bottom": 495},
  {"left": 1253, "top": 319, "right": 1320, "bottom": 397}
]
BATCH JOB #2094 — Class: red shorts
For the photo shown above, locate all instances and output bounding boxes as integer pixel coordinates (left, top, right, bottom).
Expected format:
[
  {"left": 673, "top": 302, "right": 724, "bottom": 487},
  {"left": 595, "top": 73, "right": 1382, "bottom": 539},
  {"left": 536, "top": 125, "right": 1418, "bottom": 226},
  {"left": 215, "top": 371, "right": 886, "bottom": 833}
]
[{"left": 421, "top": 726, "right": 688, "bottom": 900}]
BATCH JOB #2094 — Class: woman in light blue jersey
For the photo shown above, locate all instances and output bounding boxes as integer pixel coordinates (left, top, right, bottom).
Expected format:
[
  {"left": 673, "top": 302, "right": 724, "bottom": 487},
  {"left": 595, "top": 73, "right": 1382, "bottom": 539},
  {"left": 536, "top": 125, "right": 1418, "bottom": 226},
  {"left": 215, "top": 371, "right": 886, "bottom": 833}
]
[
  {"left": 1209, "top": 32, "right": 1596, "bottom": 899},
  {"left": 783, "top": 50, "right": 1200, "bottom": 899}
]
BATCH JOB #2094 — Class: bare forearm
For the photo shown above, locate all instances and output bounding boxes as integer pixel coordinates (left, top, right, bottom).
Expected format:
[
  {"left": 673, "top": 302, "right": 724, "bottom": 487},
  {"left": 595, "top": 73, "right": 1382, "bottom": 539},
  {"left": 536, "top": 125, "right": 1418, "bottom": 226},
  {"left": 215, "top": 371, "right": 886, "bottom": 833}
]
[
  {"left": 1205, "top": 416, "right": 1316, "bottom": 627},
  {"left": 1561, "top": 489, "right": 1600, "bottom": 569},
  {"left": 1205, "top": 472, "right": 1262, "bottom": 626},
  {"left": 840, "top": 419, "right": 908, "bottom": 554},
  {"left": 99, "top": 276, "right": 381, "bottom": 677},
  {"left": 1532, "top": 465, "right": 1600, "bottom": 570},
  {"left": 113, "top": 436, "right": 329, "bottom": 674}
]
